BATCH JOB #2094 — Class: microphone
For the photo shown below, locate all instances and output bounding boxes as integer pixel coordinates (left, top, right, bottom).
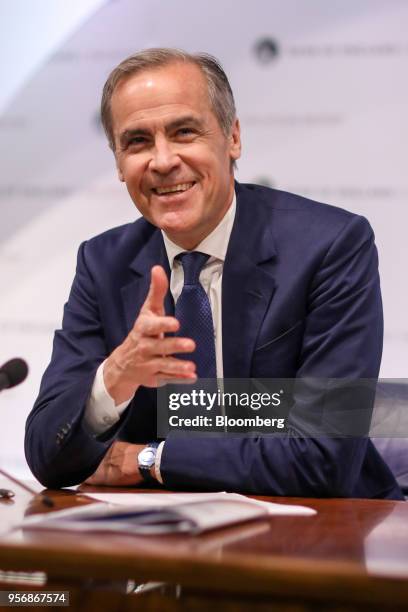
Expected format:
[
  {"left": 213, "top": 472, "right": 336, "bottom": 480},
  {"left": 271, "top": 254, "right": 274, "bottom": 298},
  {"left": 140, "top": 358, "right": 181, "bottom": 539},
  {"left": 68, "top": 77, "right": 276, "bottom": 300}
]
[
  {"left": 0, "top": 358, "right": 28, "bottom": 392},
  {"left": 0, "top": 357, "right": 54, "bottom": 507}
]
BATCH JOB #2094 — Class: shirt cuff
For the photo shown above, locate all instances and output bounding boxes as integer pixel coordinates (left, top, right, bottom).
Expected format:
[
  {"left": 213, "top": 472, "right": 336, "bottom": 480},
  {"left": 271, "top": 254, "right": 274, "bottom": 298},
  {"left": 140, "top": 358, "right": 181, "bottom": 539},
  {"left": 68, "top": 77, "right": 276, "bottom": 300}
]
[
  {"left": 83, "top": 360, "right": 133, "bottom": 435},
  {"left": 154, "top": 441, "right": 165, "bottom": 484}
]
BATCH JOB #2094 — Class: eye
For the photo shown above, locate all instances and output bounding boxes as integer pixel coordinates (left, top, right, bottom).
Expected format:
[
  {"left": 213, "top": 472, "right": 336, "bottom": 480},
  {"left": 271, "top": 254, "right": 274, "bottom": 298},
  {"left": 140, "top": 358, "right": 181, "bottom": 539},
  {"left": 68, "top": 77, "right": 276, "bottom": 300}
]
[
  {"left": 177, "top": 127, "right": 195, "bottom": 137},
  {"left": 128, "top": 136, "right": 147, "bottom": 145}
]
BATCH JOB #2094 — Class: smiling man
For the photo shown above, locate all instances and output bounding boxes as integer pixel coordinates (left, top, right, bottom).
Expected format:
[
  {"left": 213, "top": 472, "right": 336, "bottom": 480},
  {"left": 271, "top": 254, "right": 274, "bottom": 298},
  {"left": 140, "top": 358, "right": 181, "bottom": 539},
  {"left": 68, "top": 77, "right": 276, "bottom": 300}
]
[
  {"left": 25, "top": 48, "right": 403, "bottom": 499},
  {"left": 112, "top": 61, "right": 240, "bottom": 250}
]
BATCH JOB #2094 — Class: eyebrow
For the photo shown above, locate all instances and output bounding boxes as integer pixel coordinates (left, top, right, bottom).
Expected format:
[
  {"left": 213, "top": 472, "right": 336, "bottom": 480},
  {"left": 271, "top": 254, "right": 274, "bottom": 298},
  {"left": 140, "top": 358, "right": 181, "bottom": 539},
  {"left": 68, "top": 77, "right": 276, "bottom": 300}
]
[
  {"left": 119, "top": 115, "right": 204, "bottom": 148},
  {"left": 166, "top": 115, "right": 204, "bottom": 131}
]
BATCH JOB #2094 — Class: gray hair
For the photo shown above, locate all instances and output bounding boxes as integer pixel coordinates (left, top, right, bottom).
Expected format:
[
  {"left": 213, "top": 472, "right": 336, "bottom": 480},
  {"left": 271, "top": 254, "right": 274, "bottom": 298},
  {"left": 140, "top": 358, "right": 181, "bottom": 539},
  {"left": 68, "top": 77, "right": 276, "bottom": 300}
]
[{"left": 100, "top": 48, "right": 236, "bottom": 151}]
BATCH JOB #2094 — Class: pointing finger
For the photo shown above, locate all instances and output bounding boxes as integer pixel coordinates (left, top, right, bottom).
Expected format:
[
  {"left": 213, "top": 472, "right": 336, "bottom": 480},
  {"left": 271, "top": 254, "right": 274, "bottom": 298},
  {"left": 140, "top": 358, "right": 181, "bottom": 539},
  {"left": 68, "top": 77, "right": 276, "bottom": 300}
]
[{"left": 142, "top": 265, "right": 168, "bottom": 315}]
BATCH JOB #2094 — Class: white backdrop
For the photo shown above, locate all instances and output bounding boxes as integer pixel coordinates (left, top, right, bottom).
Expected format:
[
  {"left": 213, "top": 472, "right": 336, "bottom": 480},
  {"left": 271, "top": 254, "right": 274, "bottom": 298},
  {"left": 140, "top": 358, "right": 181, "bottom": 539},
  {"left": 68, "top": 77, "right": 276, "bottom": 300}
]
[{"left": 0, "top": 0, "right": 407, "bottom": 477}]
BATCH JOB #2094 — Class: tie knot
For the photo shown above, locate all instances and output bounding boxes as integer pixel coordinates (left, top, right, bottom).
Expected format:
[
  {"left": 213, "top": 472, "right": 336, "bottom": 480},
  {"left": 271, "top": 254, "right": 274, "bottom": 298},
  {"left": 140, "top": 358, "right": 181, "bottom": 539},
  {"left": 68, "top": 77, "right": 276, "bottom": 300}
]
[{"left": 177, "top": 251, "right": 210, "bottom": 285}]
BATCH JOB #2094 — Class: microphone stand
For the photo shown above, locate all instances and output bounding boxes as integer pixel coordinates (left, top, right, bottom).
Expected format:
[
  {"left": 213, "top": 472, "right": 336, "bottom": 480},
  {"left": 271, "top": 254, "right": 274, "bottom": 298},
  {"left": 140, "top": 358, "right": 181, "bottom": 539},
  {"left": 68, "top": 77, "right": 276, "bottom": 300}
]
[{"left": 0, "top": 467, "right": 54, "bottom": 507}]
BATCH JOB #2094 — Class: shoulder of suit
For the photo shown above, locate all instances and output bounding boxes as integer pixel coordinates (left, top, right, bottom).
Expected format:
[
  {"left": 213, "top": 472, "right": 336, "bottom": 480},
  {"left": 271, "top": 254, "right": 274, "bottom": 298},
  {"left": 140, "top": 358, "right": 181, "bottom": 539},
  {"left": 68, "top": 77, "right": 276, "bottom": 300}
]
[{"left": 236, "top": 183, "right": 372, "bottom": 241}]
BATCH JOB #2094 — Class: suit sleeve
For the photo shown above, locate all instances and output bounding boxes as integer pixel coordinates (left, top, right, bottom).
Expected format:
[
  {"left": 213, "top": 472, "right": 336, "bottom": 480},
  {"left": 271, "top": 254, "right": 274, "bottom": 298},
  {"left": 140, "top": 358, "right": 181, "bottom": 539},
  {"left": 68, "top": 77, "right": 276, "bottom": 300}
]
[
  {"left": 160, "top": 215, "right": 393, "bottom": 497},
  {"left": 24, "top": 242, "right": 124, "bottom": 487}
]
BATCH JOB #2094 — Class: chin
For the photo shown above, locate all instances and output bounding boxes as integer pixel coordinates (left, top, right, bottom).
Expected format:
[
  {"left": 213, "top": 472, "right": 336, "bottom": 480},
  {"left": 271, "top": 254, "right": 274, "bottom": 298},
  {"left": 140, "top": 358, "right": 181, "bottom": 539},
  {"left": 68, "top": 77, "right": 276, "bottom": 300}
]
[
  {"left": 159, "top": 213, "right": 197, "bottom": 234},
  {"left": 162, "top": 225, "right": 195, "bottom": 240}
]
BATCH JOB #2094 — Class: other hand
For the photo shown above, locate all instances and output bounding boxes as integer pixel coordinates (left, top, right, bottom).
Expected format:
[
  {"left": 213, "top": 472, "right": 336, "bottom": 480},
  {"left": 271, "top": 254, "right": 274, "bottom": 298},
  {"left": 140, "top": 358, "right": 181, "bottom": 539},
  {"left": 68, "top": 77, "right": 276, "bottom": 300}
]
[{"left": 84, "top": 441, "right": 146, "bottom": 486}]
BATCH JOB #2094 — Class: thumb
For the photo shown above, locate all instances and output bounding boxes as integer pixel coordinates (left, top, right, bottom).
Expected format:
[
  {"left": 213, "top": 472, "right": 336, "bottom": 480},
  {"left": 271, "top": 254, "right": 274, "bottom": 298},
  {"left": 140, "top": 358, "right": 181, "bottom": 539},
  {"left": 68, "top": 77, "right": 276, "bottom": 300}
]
[{"left": 143, "top": 265, "right": 168, "bottom": 315}]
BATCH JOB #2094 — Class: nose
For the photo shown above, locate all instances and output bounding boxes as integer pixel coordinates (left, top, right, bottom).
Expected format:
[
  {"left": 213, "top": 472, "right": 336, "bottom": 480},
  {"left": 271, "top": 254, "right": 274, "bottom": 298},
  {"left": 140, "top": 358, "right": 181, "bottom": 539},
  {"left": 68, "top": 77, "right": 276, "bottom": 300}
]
[{"left": 149, "top": 136, "right": 180, "bottom": 175}]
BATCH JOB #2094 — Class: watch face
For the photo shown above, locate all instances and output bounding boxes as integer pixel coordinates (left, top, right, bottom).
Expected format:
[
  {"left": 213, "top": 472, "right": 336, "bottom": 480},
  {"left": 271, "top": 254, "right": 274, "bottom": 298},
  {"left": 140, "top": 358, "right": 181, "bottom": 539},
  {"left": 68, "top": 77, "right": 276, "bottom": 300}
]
[{"left": 139, "top": 447, "right": 156, "bottom": 469}]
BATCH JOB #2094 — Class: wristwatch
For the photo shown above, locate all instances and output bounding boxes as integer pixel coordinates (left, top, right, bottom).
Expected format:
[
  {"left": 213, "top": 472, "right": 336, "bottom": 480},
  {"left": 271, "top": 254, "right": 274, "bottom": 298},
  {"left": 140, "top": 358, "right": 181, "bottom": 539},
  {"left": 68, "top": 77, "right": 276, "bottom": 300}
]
[{"left": 137, "top": 442, "right": 159, "bottom": 484}]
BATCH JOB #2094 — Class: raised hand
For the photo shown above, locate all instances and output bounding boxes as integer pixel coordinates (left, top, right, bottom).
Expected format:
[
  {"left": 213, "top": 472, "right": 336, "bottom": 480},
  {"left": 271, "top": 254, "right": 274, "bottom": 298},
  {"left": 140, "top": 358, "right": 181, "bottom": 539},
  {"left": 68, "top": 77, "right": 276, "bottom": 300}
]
[{"left": 103, "top": 265, "right": 196, "bottom": 405}]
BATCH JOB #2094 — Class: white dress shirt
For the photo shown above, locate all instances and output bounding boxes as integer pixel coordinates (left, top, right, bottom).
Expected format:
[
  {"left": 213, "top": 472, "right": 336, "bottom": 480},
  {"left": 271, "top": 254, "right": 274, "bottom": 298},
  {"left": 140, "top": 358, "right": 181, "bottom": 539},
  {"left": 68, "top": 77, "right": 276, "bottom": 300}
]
[{"left": 84, "top": 194, "right": 236, "bottom": 481}]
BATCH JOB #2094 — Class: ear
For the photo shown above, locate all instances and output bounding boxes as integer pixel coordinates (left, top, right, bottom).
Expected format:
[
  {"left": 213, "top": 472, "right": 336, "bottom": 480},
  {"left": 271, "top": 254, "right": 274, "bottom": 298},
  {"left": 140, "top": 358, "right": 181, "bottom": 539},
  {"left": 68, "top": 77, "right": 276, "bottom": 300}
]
[{"left": 229, "top": 118, "right": 242, "bottom": 162}]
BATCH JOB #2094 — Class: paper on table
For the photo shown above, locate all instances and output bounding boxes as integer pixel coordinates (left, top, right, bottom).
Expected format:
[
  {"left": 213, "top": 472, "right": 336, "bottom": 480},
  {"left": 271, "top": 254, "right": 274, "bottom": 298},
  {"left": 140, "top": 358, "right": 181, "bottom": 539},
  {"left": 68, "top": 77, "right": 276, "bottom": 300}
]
[{"left": 84, "top": 491, "right": 316, "bottom": 516}]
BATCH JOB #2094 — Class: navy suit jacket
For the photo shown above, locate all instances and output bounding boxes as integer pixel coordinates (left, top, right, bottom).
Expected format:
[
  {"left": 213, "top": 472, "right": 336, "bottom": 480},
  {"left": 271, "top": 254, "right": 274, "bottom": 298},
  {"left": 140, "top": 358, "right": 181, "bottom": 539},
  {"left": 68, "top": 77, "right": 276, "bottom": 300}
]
[{"left": 25, "top": 182, "right": 403, "bottom": 499}]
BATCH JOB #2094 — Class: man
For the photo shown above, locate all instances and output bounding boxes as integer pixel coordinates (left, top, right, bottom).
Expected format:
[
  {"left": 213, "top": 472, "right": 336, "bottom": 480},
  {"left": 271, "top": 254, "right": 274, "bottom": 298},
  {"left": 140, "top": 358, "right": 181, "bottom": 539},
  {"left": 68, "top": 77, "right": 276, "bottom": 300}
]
[{"left": 25, "top": 48, "right": 403, "bottom": 499}]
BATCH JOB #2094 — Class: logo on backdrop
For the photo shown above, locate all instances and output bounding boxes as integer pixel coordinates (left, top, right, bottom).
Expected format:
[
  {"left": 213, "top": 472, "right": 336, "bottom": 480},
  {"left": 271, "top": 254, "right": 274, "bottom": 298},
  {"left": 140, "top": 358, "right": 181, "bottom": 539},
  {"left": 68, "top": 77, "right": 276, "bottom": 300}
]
[{"left": 253, "top": 38, "right": 280, "bottom": 64}]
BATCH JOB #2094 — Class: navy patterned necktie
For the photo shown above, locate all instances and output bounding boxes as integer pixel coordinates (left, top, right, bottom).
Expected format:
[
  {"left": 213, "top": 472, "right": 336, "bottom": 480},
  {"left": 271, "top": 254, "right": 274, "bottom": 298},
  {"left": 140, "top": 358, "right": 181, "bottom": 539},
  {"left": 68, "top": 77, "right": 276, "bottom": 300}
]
[{"left": 175, "top": 251, "right": 217, "bottom": 379}]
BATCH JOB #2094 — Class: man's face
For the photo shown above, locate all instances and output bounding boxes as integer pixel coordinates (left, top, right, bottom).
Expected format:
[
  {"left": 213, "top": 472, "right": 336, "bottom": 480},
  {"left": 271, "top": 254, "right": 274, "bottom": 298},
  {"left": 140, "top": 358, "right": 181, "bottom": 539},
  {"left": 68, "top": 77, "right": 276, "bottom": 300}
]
[{"left": 110, "top": 62, "right": 241, "bottom": 249}]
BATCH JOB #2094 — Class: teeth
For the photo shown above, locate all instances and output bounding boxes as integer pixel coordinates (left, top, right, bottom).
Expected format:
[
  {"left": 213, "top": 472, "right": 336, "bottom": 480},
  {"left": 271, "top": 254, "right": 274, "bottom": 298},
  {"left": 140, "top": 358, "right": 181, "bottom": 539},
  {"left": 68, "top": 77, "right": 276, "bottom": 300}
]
[{"left": 155, "top": 182, "right": 194, "bottom": 195}]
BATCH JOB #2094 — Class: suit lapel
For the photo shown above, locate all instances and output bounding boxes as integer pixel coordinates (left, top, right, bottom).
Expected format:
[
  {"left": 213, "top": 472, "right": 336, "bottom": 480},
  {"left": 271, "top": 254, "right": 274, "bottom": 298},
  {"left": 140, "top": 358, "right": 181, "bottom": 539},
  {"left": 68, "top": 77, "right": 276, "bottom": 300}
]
[
  {"left": 121, "top": 229, "right": 173, "bottom": 333},
  {"left": 222, "top": 185, "right": 277, "bottom": 378}
]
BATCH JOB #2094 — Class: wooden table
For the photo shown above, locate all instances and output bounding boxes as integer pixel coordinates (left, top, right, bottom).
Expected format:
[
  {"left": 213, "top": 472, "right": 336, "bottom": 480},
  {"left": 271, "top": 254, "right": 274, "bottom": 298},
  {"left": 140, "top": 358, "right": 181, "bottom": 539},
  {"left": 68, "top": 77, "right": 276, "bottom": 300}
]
[{"left": 0, "top": 480, "right": 407, "bottom": 611}]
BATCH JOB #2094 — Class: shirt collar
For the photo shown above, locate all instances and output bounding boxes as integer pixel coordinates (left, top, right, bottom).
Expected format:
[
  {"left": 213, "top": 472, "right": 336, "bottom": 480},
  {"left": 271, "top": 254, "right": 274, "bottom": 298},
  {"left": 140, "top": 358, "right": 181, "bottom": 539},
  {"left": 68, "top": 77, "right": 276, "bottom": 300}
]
[{"left": 162, "top": 192, "right": 236, "bottom": 269}]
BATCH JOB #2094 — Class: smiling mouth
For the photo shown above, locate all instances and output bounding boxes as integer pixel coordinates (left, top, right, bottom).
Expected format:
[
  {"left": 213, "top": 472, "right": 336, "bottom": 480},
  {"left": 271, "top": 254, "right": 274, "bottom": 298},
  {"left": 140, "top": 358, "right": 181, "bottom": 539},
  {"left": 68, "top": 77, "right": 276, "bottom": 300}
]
[{"left": 153, "top": 182, "right": 195, "bottom": 195}]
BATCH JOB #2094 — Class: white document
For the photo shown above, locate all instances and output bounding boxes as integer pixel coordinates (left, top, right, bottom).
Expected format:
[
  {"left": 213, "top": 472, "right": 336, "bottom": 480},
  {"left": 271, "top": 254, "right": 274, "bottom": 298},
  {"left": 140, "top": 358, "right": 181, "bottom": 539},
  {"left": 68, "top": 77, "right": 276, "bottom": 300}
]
[
  {"left": 84, "top": 491, "right": 316, "bottom": 516},
  {"left": 20, "top": 492, "right": 315, "bottom": 536}
]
